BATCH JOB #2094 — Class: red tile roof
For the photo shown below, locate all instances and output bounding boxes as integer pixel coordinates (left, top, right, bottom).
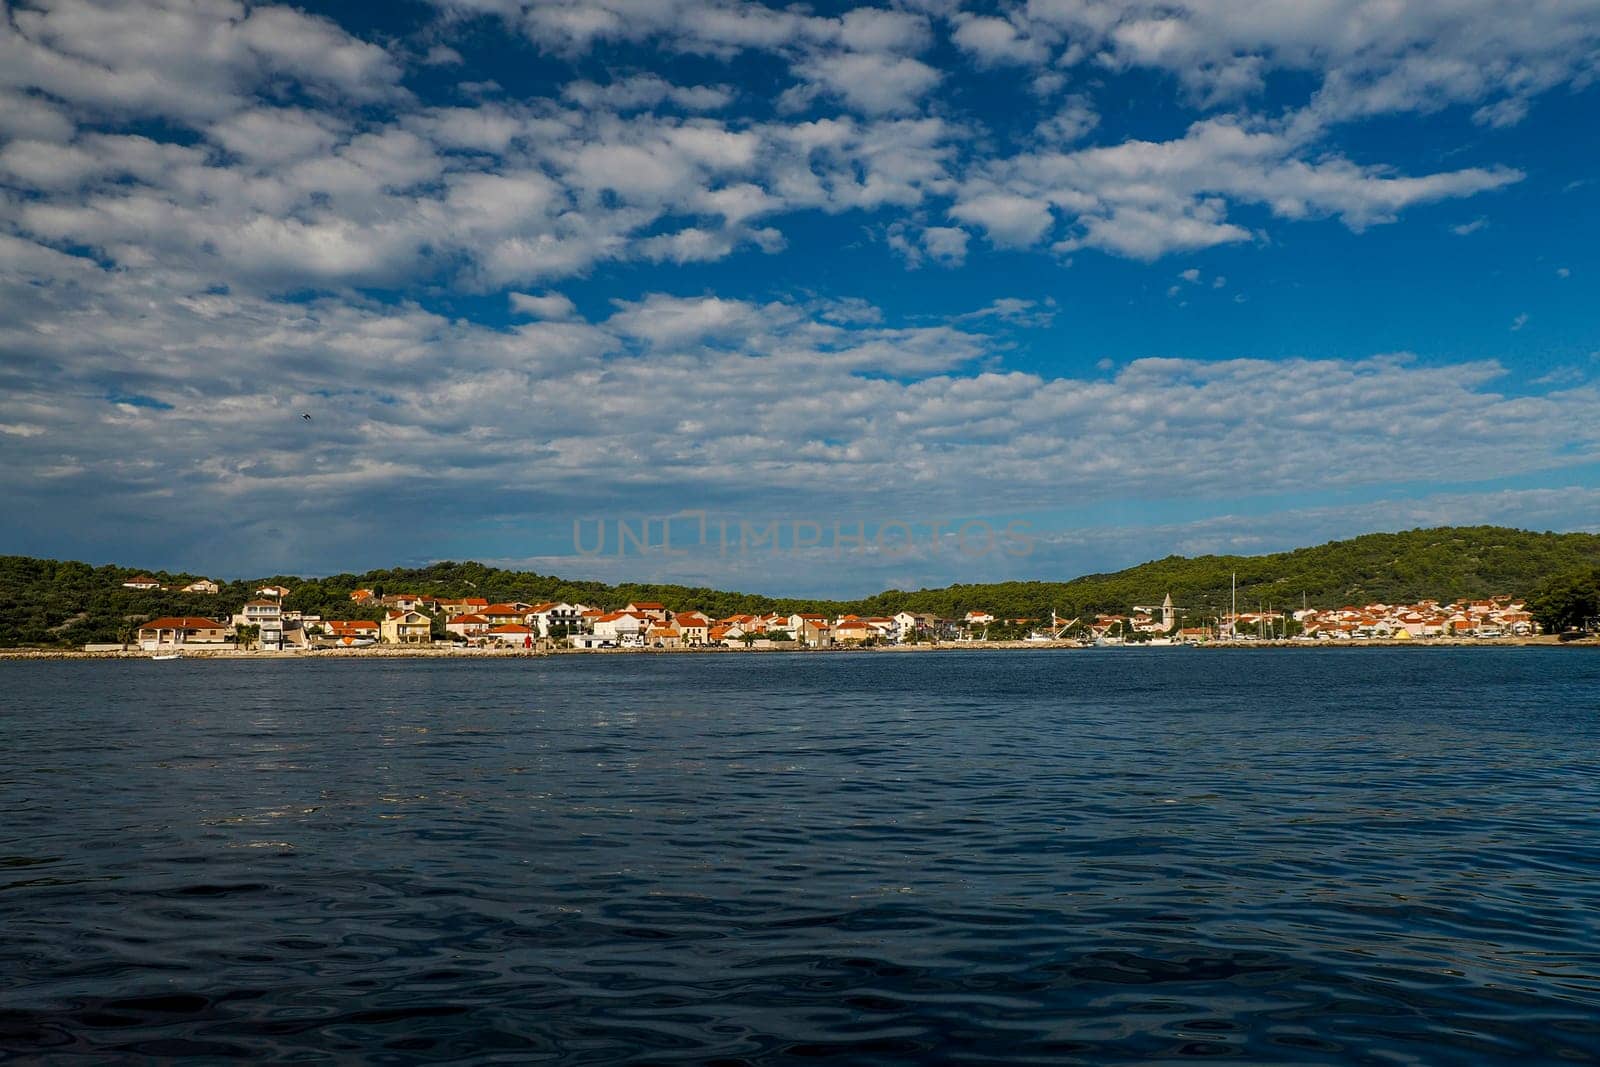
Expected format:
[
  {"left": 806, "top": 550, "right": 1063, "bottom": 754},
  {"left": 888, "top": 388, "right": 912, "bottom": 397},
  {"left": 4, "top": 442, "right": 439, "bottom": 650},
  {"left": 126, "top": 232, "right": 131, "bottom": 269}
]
[{"left": 139, "top": 616, "right": 225, "bottom": 630}]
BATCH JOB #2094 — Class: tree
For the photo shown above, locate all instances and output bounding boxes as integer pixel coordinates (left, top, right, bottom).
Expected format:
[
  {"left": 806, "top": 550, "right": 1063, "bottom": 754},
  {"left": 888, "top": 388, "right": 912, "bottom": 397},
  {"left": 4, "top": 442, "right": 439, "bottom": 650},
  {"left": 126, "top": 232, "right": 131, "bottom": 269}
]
[
  {"left": 235, "top": 624, "right": 260, "bottom": 651},
  {"left": 1532, "top": 567, "right": 1600, "bottom": 633}
]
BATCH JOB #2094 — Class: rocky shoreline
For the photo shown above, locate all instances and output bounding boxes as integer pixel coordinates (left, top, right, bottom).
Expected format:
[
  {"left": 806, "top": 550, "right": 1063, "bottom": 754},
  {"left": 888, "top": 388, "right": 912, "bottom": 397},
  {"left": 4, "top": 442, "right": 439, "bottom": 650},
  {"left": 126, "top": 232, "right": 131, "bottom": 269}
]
[{"left": 0, "top": 635, "right": 1591, "bottom": 661}]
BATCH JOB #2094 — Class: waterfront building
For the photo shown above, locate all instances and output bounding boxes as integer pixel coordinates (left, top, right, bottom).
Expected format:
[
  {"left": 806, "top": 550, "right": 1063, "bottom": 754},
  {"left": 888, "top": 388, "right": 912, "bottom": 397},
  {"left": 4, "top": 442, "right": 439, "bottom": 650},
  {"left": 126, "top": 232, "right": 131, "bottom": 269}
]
[
  {"left": 381, "top": 610, "right": 432, "bottom": 644},
  {"left": 446, "top": 613, "right": 491, "bottom": 639},
  {"left": 325, "top": 620, "right": 379, "bottom": 642},
  {"left": 136, "top": 616, "right": 229, "bottom": 650},
  {"left": 238, "top": 599, "right": 284, "bottom": 649}
]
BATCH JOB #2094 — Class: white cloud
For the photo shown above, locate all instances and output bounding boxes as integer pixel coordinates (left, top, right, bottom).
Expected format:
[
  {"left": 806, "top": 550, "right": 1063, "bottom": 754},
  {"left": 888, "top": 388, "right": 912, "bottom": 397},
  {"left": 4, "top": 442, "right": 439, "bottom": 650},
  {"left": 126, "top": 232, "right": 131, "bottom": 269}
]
[
  {"left": 1512, "top": 312, "right": 1529, "bottom": 331},
  {"left": 6, "top": 238, "right": 1599, "bottom": 583},
  {"left": 562, "top": 75, "right": 735, "bottom": 112},
  {"left": 509, "top": 291, "right": 577, "bottom": 319},
  {"left": 921, "top": 226, "right": 970, "bottom": 266},
  {"left": 1034, "top": 97, "right": 1099, "bottom": 144},
  {"left": 0, "top": 0, "right": 404, "bottom": 125},
  {"left": 1017, "top": 0, "right": 1600, "bottom": 129},
  {"left": 950, "top": 14, "right": 1050, "bottom": 67},
  {"left": 954, "top": 117, "right": 1521, "bottom": 259},
  {"left": 793, "top": 51, "right": 943, "bottom": 115},
  {"left": 949, "top": 189, "right": 1055, "bottom": 247}
]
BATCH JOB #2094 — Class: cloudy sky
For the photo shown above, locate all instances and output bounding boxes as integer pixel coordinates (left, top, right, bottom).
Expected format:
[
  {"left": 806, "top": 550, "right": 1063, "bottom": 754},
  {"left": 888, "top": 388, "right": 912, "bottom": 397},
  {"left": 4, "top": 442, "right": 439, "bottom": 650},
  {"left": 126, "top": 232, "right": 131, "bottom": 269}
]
[{"left": 1, "top": 0, "right": 1597, "bottom": 595}]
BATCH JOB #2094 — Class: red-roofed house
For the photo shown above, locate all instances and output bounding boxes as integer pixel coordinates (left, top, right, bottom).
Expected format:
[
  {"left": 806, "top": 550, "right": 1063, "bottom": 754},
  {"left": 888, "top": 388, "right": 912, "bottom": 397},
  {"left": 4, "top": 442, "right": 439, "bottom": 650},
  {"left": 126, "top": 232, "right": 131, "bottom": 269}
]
[
  {"left": 137, "top": 616, "right": 229, "bottom": 650},
  {"left": 326, "top": 620, "right": 379, "bottom": 640},
  {"left": 833, "top": 619, "right": 872, "bottom": 644},
  {"left": 122, "top": 576, "right": 161, "bottom": 590},
  {"left": 446, "top": 613, "right": 491, "bottom": 639},
  {"left": 788, "top": 615, "right": 831, "bottom": 647},
  {"left": 481, "top": 603, "right": 530, "bottom": 625},
  {"left": 487, "top": 623, "right": 536, "bottom": 648},
  {"left": 381, "top": 610, "right": 431, "bottom": 644},
  {"left": 592, "top": 611, "right": 647, "bottom": 645}
]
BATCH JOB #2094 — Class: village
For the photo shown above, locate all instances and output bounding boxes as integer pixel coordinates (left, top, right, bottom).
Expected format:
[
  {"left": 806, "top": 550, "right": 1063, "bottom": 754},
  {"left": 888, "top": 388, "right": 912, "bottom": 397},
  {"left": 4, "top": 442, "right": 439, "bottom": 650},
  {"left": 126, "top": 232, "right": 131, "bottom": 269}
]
[{"left": 111, "top": 575, "right": 1543, "bottom": 653}]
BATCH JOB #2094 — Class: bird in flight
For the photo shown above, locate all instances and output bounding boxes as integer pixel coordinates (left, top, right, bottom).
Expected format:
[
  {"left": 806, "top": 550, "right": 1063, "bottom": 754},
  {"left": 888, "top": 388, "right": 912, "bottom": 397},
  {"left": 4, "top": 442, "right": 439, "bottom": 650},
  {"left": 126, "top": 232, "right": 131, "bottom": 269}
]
[{"left": 301, "top": 413, "right": 312, "bottom": 421}]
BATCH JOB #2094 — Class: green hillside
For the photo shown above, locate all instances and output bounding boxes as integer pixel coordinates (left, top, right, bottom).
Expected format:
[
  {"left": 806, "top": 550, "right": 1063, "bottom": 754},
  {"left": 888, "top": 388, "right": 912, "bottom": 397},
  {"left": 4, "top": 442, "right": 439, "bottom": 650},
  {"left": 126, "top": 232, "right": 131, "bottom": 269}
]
[
  {"left": 853, "top": 526, "right": 1600, "bottom": 625},
  {"left": 3, "top": 526, "right": 1599, "bottom": 647}
]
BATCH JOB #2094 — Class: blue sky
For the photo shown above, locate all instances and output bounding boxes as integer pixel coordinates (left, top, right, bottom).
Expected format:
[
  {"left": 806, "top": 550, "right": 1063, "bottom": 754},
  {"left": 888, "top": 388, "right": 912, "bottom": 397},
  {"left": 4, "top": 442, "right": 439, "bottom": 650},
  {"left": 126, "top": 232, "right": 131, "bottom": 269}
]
[{"left": 1, "top": 0, "right": 1598, "bottom": 595}]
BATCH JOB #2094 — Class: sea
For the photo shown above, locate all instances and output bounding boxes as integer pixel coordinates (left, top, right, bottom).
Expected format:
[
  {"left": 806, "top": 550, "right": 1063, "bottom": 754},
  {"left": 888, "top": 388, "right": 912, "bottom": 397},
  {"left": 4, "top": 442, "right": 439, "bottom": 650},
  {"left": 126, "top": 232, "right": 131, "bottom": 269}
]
[{"left": 3, "top": 648, "right": 1599, "bottom": 1063}]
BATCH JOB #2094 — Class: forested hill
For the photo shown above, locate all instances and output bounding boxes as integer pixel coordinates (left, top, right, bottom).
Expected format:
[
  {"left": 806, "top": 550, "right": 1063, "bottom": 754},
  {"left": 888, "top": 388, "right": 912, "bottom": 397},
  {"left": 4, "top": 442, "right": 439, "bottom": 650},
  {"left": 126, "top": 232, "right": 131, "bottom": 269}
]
[
  {"left": 850, "top": 526, "right": 1600, "bottom": 623},
  {"left": 4, "top": 526, "right": 1600, "bottom": 646}
]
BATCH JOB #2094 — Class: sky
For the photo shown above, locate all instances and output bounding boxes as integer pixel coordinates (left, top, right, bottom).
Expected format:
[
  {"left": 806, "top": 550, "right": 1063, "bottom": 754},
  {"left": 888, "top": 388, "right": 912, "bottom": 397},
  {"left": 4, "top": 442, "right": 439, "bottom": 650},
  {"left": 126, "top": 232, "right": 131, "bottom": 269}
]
[{"left": 1, "top": 0, "right": 1598, "bottom": 596}]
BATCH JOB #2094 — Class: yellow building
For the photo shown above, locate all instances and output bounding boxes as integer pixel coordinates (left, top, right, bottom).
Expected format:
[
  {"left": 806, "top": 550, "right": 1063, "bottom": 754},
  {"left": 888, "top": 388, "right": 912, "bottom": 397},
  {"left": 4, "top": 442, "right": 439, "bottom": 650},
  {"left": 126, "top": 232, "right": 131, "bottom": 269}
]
[{"left": 381, "top": 609, "right": 431, "bottom": 644}]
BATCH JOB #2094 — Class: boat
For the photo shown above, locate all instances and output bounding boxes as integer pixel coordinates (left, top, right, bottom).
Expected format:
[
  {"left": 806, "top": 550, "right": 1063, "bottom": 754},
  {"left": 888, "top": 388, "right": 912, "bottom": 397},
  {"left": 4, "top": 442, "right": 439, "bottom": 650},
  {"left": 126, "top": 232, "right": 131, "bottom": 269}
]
[{"left": 151, "top": 651, "right": 182, "bottom": 660}]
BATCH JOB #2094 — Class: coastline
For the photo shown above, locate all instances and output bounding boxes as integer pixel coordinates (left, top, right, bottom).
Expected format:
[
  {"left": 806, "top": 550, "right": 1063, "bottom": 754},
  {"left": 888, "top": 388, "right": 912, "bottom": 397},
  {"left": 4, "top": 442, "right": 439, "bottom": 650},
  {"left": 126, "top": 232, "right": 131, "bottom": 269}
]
[{"left": 1, "top": 635, "right": 1593, "bottom": 661}]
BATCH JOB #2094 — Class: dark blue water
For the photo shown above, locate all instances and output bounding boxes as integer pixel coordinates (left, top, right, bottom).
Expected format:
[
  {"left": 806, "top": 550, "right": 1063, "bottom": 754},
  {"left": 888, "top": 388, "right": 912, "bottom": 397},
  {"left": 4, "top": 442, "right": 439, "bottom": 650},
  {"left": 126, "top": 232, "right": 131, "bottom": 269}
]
[{"left": 4, "top": 649, "right": 1600, "bottom": 1063}]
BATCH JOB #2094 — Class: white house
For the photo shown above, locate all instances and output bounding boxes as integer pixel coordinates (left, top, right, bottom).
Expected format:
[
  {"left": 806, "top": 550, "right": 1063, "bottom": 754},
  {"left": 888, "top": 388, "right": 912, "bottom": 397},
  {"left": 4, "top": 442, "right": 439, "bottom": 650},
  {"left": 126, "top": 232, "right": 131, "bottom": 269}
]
[
  {"left": 180, "top": 579, "right": 219, "bottom": 594},
  {"left": 530, "top": 602, "right": 590, "bottom": 635},
  {"left": 237, "top": 600, "right": 284, "bottom": 649},
  {"left": 486, "top": 623, "right": 536, "bottom": 647},
  {"left": 592, "top": 611, "right": 648, "bottom": 644},
  {"left": 122, "top": 575, "right": 161, "bottom": 590},
  {"left": 893, "top": 611, "right": 935, "bottom": 641}
]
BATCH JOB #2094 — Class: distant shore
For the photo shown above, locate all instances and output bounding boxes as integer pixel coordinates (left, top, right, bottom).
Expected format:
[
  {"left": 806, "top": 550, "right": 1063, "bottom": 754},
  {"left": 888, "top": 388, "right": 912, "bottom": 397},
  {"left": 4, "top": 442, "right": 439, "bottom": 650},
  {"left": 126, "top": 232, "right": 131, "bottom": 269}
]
[{"left": 1, "top": 635, "right": 1593, "bottom": 661}]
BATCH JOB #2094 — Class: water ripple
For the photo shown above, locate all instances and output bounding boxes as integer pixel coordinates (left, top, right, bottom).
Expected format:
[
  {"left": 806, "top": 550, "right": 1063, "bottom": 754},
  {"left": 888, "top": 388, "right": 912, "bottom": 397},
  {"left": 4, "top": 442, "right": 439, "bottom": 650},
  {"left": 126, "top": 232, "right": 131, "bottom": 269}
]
[{"left": 3, "top": 649, "right": 1600, "bottom": 1062}]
